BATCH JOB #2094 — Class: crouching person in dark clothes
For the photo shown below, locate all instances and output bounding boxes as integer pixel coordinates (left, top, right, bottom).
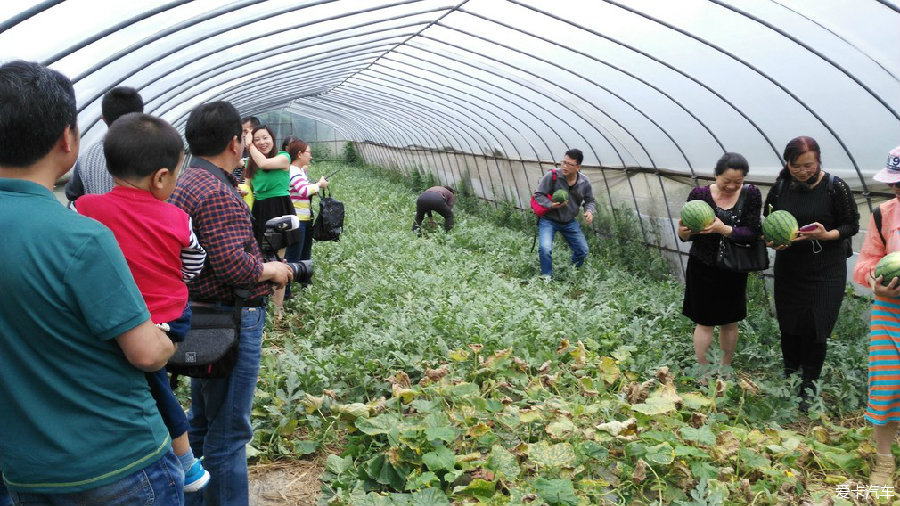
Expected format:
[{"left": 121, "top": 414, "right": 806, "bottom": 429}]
[{"left": 413, "top": 185, "right": 455, "bottom": 233}]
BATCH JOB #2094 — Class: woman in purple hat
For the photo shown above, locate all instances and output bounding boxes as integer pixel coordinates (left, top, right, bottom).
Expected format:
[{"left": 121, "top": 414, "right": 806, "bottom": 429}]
[
  {"left": 853, "top": 145, "right": 900, "bottom": 488},
  {"left": 763, "top": 136, "right": 860, "bottom": 410}
]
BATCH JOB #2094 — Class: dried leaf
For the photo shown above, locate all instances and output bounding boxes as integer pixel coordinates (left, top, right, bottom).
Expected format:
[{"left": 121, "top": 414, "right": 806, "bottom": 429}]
[
  {"left": 715, "top": 377, "right": 726, "bottom": 397},
  {"left": 388, "top": 371, "right": 411, "bottom": 388},
  {"left": 596, "top": 418, "right": 637, "bottom": 437},
  {"left": 569, "top": 340, "right": 587, "bottom": 368},
  {"left": 625, "top": 381, "right": 649, "bottom": 404},
  {"left": 538, "top": 360, "right": 552, "bottom": 374},
  {"left": 425, "top": 365, "right": 450, "bottom": 382},
  {"left": 655, "top": 365, "right": 673, "bottom": 385},
  {"left": 541, "top": 373, "right": 559, "bottom": 388},
  {"left": 599, "top": 356, "right": 620, "bottom": 385},
  {"left": 632, "top": 459, "right": 647, "bottom": 484},
  {"left": 512, "top": 356, "right": 528, "bottom": 372}
]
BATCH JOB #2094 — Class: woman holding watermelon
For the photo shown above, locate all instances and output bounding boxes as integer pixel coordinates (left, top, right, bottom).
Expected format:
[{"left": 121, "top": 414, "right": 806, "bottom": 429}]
[
  {"left": 763, "top": 136, "right": 859, "bottom": 410},
  {"left": 678, "top": 152, "right": 762, "bottom": 383},
  {"left": 852, "top": 145, "right": 900, "bottom": 488}
]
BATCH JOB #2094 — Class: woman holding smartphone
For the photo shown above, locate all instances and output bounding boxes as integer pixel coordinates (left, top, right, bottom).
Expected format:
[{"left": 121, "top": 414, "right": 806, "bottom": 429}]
[{"left": 763, "top": 135, "right": 859, "bottom": 410}]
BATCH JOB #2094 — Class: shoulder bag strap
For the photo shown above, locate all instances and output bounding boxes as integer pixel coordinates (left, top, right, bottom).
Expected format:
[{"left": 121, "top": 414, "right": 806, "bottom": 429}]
[{"left": 874, "top": 206, "right": 886, "bottom": 245}]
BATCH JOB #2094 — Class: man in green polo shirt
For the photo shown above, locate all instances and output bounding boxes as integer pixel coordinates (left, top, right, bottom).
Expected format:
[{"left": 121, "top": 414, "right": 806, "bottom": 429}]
[{"left": 0, "top": 61, "right": 182, "bottom": 505}]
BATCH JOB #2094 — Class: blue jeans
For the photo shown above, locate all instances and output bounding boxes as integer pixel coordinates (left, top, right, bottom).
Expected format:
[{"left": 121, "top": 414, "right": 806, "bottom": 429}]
[
  {"left": 0, "top": 475, "right": 12, "bottom": 506},
  {"left": 284, "top": 220, "right": 312, "bottom": 300},
  {"left": 7, "top": 450, "right": 182, "bottom": 506},
  {"left": 186, "top": 306, "right": 265, "bottom": 506},
  {"left": 538, "top": 218, "right": 589, "bottom": 277}
]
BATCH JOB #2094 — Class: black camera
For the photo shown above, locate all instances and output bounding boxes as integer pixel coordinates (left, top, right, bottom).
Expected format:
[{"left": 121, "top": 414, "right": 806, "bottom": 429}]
[{"left": 262, "top": 216, "right": 314, "bottom": 285}]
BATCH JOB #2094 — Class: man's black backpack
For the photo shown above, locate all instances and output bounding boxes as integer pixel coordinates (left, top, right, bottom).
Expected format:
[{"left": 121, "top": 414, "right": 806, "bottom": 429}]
[{"left": 312, "top": 189, "right": 345, "bottom": 241}]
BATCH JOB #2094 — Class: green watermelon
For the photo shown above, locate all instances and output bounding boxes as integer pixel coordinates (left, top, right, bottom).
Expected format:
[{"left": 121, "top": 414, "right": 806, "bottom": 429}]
[
  {"left": 875, "top": 251, "right": 900, "bottom": 286},
  {"left": 681, "top": 200, "right": 715, "bottom": 232},
  {"left": 762, "top": 210, "right": 798, "bottom": 246},
  {"left": 552, "top": 189, "right": 569, "bottom": 203}
]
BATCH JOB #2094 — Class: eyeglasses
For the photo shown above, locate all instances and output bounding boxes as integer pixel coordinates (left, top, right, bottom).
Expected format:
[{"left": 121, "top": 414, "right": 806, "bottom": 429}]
[
  {"left": 888, "top": 182, "right": 900, "bottom": 188},
  {"left": 561, "top": 160, "right": 578, "bottom": 168}
]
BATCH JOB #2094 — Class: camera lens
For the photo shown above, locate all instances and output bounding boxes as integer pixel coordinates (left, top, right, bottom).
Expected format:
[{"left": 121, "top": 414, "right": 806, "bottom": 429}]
[{"left": 286, "top": 260, "right": 313, "bottom": 285}]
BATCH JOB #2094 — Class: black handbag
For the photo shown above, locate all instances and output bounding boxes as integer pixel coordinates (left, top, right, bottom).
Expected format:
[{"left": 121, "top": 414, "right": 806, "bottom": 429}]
[
  {"left": 716, "top": 236, "right": 769, "bottom": 272},
  {"left": 715, "top": 188, "right": 769, "bottom": 273},
  {"left": 167, "top": 299, "right": 243, "bottom": 379}
]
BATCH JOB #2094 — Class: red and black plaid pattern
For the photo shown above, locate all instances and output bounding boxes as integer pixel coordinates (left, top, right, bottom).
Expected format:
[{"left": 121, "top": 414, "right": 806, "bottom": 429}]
[{"left": 169, "top": 165, "right": 270, "bottom": 303}]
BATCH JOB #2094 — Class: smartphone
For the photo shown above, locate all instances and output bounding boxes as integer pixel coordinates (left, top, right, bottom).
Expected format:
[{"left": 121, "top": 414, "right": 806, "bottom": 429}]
[{"left": 798, "top": 224, "right": 817, "bottom": 232}]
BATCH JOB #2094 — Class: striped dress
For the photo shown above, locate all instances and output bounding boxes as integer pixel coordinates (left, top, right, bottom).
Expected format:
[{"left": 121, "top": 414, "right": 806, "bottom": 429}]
[
  {"left": 868, "top": 296, "right": 900, "bottom": 423},
  {"left": 853, "top": 199, "right": 900, "bottom": 424}
]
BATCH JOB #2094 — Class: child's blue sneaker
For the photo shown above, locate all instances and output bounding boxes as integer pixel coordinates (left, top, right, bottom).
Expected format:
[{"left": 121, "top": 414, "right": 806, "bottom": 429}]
[{"left": 184, "top": 458, "right": 210, "bottom": 493}]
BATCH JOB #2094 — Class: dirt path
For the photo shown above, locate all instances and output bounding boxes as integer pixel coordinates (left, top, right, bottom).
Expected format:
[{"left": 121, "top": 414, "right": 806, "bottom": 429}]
[{"left": 249, "top": 460, "right": 323, "bottom": 506}]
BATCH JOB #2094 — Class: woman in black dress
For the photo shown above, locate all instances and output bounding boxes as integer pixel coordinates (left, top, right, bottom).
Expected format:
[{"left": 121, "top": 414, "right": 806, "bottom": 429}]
[
  {"left": 679, "top": 152, "right": 762, "bottom": 380},
  {"left": 763, "top": 136, "right": 859, "bottom": 403}
]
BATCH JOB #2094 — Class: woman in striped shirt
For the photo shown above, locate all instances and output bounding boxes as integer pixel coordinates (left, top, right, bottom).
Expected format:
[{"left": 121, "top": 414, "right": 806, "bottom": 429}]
[
  {"left": 853, "top": 145, "right": 900, "bottom": 488},
  {"left": 284, "top": 139, "right": 327, "bottom": 298}
]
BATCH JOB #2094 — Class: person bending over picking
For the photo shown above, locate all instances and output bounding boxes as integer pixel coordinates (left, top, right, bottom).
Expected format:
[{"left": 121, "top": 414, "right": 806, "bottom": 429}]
[{"left": 413, "top": 185, "right": 455, "bottom": 233}]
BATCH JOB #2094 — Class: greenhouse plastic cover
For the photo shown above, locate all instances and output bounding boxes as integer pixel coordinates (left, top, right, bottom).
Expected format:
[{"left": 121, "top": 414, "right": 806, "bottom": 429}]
[{"left": 1, "top": 0, "right": 898, "bottom": 189}]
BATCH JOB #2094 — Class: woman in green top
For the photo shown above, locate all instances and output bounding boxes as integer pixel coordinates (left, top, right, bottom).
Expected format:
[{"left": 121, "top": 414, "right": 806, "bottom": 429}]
[
  {"left": 244, "top": 125, "right": 292, "bottom": 247},
  {"left": 244, "top": 125, "right": 293, "bottom": 318}
]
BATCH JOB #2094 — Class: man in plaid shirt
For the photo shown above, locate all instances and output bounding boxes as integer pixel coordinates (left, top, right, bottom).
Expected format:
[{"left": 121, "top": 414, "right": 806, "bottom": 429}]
[{"left": 169, "top": 101, "right": 292, "bottom": 506}]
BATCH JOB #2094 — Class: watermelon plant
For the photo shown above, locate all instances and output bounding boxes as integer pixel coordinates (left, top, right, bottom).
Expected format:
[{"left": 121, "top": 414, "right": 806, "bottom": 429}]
[
  {"left": 681, "top": 200, "right": 715, "bottom": 232},
  {"left": 762, "top": 210, "right": 799, "bottom": 247},
  {"left": 247, "top": 161, "right": 876, "bottom": 505}
]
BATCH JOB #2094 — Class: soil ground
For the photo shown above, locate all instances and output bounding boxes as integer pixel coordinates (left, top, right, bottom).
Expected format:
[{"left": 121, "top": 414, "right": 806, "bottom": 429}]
[{"left": 249, "top": 460, "right": 323, "bottom": 506}]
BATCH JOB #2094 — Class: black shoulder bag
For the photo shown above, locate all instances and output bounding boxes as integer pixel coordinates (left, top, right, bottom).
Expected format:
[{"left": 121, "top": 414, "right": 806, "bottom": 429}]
[
  {"left": 312, "top": 188, "right": 345, "bottom": 241},
  {"left": 167, "top": 297, "right": 244, "bottom": 379},
  {"left": 716, "top": 189, "right": 769, "bottom": 272}
]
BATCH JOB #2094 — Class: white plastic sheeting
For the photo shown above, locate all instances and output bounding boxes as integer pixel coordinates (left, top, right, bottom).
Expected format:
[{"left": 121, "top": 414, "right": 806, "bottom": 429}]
[{"left": 2, "top": 0, "right": 898, "bottom": 190}]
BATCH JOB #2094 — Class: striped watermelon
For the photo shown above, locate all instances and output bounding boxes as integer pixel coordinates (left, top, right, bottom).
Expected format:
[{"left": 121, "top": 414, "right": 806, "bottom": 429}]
[
  {"left": 762, "top": 210, "right": 798, "bottom": 246},
  {"left": 681, "top": 200, "right": 715, "bottom": 232},
  {"left": 875, "top": 251, "right": 900, "bottom": 286}
]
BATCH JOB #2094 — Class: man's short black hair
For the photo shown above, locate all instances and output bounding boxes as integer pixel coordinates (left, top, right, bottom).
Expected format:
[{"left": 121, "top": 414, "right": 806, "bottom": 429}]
[
  {"left": 104, "top": 113, "right": 183, "bottom": 180},
  {"left": 185, "top": 102, "right": 242, "bottom": 157},
  {"left": 241, "top": 116, "right": 260, "bottom": 128},
  {"left": 565, "top": 148, "right": 584, "bottom": 166},
  {"left": 0, "top": 60, "right": 77, "bottom": 168},
  {"left": 102, "top": 86, "right": 143, "bottom": 126}
]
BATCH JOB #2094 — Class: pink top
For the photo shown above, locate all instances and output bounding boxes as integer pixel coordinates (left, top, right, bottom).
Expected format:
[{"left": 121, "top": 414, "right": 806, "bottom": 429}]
[
  {"left": 853, "top": 198, "right": 900, "bottom": 287},
  {"left": 76, "top": 187, "right": 199, "bottom": 323}
]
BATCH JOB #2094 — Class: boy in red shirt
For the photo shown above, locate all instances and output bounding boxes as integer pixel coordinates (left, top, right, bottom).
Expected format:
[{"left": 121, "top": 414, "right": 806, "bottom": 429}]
[{"left": 76, "top": 113, "right": 209, "bottom": 492}]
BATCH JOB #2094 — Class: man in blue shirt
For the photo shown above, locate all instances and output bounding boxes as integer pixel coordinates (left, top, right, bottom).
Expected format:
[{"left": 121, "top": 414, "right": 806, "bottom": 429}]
[{"left": 0, "top": 61, "right": 182, "bottom": 506}]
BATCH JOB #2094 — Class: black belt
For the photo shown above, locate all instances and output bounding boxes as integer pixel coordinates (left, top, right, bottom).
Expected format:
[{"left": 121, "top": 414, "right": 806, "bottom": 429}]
[
  {"left": 243, "top": 297, "right": 266, "bottom": 307},
  {"left": 192, "top": 297, "right": 266, "bottom": 308}
]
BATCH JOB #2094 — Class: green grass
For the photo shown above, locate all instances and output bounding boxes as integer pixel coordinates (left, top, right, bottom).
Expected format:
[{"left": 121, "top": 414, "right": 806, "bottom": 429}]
[{"left": 250, "top": 161, "right": 875, "bottom": 504}]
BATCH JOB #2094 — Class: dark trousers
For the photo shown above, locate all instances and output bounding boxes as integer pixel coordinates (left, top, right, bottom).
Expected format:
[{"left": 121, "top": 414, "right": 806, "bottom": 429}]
[
  {"left": 284, "top": 220, "right": 312, "bottom": 300},
  {"left": 413, "top": 192, "right": 453, "bottom": 231},
  {"left": 781, "top": 331, "right": 827, "bottom": 393},
  {"left": 147, "top": 303, "right": 192, "bottom": 439}
]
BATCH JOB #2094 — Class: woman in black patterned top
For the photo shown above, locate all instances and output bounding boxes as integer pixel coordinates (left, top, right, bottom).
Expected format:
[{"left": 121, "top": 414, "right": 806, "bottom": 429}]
[
  {"left": 678, "top": 152, "right": 762, "bottom": 379},
  {"left": 763, "top": 136, "right": 859, "bottom": 406}
]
